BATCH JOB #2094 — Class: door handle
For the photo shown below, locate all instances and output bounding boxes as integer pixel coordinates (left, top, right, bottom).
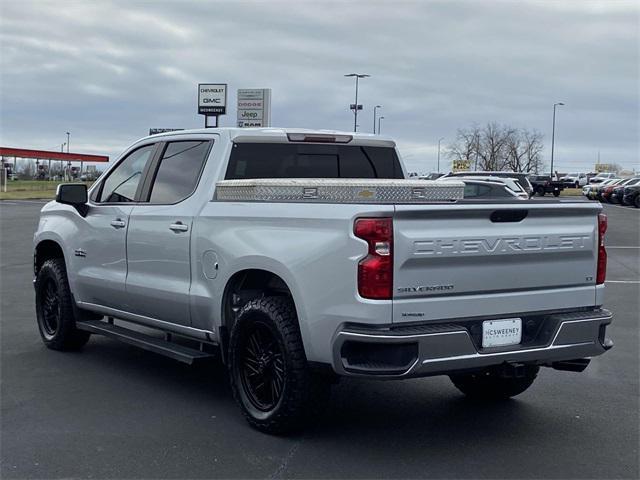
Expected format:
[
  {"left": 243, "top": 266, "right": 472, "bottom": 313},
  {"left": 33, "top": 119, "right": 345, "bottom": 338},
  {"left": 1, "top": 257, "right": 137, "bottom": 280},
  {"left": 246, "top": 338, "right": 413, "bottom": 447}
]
[
  {"left": 110, "top": 219, "right": 126, "bottom": 229},
  {"left": 169, "top": 222, "right": 189, "bottom": 232}
]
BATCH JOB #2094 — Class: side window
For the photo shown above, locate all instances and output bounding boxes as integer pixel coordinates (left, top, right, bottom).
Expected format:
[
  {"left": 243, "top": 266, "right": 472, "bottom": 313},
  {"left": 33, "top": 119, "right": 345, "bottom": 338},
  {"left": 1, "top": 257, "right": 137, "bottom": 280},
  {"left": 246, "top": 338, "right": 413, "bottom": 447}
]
[
  {"left": 463, "top": 183, "right": 510, "bottom": 198},
  {"left": 98, "top": 145, "right": 155, "bottom": 203},
  {"left": 148, "top": 140, "right": 211, "bottom": 204}
]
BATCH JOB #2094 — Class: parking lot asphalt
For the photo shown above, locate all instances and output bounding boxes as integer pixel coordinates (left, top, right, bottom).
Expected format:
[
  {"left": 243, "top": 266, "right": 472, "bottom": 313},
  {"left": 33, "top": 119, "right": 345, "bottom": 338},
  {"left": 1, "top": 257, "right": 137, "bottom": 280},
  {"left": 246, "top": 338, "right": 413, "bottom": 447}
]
[{"left": 1, "top": 200, "right": 638, "bottom": 479}]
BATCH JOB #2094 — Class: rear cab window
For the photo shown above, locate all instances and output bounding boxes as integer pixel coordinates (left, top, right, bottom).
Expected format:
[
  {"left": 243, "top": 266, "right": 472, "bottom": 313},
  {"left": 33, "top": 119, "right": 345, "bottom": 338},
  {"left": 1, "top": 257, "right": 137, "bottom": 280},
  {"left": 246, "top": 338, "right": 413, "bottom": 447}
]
[{"left": 225, "top": 143, "right": 404, "bottom": 180}]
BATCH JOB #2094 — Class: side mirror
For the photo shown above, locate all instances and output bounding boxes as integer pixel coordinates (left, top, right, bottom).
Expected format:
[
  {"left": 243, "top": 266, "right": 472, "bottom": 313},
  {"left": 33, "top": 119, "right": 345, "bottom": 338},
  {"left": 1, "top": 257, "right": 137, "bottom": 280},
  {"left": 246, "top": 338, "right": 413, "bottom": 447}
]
[{"left": 56, "top": 184, "right": 88, "bottom": 216}]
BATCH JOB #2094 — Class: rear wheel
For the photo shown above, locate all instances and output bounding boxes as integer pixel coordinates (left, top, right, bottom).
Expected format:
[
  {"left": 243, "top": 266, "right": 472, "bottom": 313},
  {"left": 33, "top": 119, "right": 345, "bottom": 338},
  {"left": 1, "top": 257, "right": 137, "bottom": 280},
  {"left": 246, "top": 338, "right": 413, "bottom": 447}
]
[
  {"left": 575, "top": 181, "right": 580, "bottom": 189},
  {"left": 635, "top": 195, "right": 640, "bottom": 208},
  {"left": 228, "top": 296, "right": 330, "bottom": 434},
  {"left": 35, "top": 258, "right": 90, "bottom": 350},
  {"left": 535, "top": 186, "right": 545, "bottom": 196},
  {"left": 450, "top": 365, "right": 539, "bottom": 400},
  {"left": 553, "top": 190, "right": 560, "bottom": 197}
]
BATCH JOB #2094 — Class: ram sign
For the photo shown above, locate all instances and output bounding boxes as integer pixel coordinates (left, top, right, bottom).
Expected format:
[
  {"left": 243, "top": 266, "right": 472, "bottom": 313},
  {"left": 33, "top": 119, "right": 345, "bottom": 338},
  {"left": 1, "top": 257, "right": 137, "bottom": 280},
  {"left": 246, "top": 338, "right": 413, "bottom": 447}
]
[
  {"left": 237, "top": 89, "right": 272, "bottom": 127},
  {"left": 198, "top": 84, "right": 227, "bottom": 115}
]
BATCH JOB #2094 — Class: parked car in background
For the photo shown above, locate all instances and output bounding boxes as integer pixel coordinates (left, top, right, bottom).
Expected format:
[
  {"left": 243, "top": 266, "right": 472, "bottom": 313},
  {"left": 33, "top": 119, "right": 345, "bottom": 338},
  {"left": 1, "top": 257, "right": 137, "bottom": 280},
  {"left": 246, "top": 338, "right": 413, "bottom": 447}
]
[
  {"left": 622, "top": 183, "right": 640, "bottom": 208},
  {"left": 448, "top": 177, "right": 529, "bottom": 200},
  {"left": 529, "top": 175, "right": 564, "bottom": 197},
  {"left": 611, "top": 177, "right": 640, "bottom": 204},
  {"left": 583, "top": 183, "right": 597, "bottom": 198},
  {"left": 419, "top": 172, "right": 445, "bottom": 180},
  {"left": 559, "top": 173, "right": 588, "bottom": 188},
  {"left": 591, "top": 178, "right": 619, "bottom": 200},
  {"left": 589, "top": 173, "right": 617, "bottom": 184},
  {"left": 600, "top": 179, "right": 626, "bottom": 202},
  {"left": 442, "top": 171, "right": 533, "bottom": 197}
]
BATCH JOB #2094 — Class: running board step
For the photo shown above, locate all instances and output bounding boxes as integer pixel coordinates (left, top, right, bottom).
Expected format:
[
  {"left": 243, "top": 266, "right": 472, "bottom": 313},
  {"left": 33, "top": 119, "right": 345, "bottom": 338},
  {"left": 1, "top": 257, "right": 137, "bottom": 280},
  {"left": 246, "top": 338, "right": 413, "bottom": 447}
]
[{"left": 77, "top": 320, "right": 215, "bottom": 365}]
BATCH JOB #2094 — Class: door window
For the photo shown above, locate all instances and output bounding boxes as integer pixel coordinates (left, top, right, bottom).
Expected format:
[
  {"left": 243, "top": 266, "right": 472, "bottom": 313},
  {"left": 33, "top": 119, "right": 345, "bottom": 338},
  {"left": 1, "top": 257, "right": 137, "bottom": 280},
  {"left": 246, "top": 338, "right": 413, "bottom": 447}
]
[
  {"left": 98, "top": 145, "right": 155, "bottom": 203},
  {"left": 148, "top": 141, "right": 211, "bottom": 204}
]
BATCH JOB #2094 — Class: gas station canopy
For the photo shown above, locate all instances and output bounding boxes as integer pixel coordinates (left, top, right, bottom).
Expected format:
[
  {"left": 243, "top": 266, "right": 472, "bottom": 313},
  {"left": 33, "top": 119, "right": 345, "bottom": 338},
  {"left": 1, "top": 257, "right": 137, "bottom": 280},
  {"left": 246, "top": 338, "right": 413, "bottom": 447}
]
[{"left": 0, "top": 147, "right": 109, "bottom": 163}]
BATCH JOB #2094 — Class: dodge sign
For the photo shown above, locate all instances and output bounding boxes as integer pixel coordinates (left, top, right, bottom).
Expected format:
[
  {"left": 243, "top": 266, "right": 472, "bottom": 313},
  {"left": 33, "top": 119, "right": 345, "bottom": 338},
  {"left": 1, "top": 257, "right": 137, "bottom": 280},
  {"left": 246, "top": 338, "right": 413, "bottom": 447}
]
[{"left": 237, "top": 88, "right": 271, "bottom": 127}]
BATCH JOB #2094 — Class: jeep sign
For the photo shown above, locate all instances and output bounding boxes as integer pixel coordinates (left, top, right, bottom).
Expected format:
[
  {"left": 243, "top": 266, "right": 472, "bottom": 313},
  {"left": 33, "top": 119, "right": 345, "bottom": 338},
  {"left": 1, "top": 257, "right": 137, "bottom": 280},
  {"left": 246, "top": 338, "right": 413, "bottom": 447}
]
[
  {"left": 237, "top": 88, "right": 271, "bottom": 127},
  {"left": 198, "top": 84, "right": 227, "bottom": 115}
]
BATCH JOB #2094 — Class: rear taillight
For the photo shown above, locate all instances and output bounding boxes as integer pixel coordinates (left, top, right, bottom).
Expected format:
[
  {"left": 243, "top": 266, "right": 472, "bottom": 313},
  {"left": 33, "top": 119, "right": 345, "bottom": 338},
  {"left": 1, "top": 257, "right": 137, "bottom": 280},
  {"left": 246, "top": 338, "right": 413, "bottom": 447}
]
[
  {"left": 597, "top": 213, "right": 607, "bottom": 284},
  {"left": 354, "top": 217, "right": 393, "bottom": 299}
]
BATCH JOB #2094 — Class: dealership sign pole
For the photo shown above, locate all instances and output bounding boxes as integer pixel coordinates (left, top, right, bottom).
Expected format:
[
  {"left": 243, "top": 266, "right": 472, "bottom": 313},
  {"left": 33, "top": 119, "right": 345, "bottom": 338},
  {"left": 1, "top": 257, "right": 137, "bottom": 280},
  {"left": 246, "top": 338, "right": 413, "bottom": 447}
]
[{"left": 198, "top": 84, "right": 227, "bottom": 128}]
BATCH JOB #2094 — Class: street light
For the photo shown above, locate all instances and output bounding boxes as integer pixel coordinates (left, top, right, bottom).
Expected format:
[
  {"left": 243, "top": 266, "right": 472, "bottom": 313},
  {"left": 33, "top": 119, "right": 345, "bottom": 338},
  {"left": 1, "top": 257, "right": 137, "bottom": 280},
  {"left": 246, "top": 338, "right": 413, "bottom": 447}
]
[
  {"left": 344, "top": 73, "right": 370, "bottom": 132},
  {"left": 60, "top": 143, "right": 66, "bottom": 180},
  {"left": 437, "top": 137, "right": 445, "bottom": 173},
  {"left": 373, "top": 105, "right": 382, "bottom": 134},
  {"left": 550, "top": 102, "right": 564, "bottom": 179},
  {"left": 377, "top": 116, "right": 384, "bottom": 135}
]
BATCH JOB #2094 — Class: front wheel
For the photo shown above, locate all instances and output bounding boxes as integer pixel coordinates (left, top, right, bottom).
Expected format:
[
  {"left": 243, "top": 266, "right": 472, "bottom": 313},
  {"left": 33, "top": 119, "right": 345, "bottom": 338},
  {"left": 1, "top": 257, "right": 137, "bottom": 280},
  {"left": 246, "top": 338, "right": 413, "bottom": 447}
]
[
  {"left": 535, "top": 186, "right": 545, "bottom": 196},
  {"left": 450, "top": 365, "right": 539, "bottom": 400},
  {"left": 553, "top": 190, "right": 560, "bottom": 197},
  {"left": 35, "top": 258, "right": 90, "bottom": 350},
  {"left": 635, "top": 195, "right": 640, "bottom": 208},
  {"left": 228, "top": 296, "right": 330, "bottom": 434}
]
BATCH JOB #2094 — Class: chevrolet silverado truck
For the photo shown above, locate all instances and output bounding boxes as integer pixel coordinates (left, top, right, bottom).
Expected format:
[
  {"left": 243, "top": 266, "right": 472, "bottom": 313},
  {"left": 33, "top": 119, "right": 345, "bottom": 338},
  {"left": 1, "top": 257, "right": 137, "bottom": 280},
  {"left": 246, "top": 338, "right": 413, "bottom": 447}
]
[{"left": 34, "top": 128, "right": 613, "bottom": 433}]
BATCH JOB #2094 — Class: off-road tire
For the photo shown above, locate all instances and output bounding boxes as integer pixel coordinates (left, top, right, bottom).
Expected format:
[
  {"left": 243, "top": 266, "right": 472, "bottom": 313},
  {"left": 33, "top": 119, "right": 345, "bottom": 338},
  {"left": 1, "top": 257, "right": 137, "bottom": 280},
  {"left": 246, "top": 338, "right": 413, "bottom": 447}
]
[
  {"left": 228, "top": 296, "right": 330, "bottom": 434},
  {"left": 450, "top": 365, "right": 539, "bottom": 400},
  {"left": 535, "top": 186, "right": 545, "bottom": 196},
  {"left": 35, "top": 258, "right": 90, "bottom": 350},
  {"left": 553, "top": 190, "right": 560, "bottom": 197}
]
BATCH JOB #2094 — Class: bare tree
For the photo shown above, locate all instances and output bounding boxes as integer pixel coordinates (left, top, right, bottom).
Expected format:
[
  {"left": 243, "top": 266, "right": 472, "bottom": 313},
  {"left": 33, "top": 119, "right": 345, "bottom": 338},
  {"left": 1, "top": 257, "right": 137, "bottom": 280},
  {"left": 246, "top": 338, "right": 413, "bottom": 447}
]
[
  {"left": 448, "top": 125, "right": 480, "bottom": 167},
  {"left": 447, "top": 122, "right": 544, "bottom": 173},
  {"left": 521, "top": 130, "right": 544, "bottom": 173}
]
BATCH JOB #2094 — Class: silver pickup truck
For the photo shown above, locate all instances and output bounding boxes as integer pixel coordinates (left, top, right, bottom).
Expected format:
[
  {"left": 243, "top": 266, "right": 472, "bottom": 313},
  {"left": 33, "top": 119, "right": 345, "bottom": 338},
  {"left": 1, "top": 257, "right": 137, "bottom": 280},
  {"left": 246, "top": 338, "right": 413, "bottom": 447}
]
[{"left": 33, "top": 128, "right": 613, "bottom": 433}]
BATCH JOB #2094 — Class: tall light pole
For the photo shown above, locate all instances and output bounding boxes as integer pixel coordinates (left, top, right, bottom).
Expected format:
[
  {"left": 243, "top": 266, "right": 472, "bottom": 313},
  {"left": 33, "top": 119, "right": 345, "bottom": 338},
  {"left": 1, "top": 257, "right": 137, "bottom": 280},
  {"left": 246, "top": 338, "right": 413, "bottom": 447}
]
[
  {"left": 66, "top": 131, "right": 72, "bottom": 181},
  {"left": 373, "top": 105, "right": 382, "bottom": 134},
  {"left": 60, "top": 143, "right": 66, "bottom": 180},
  {"left": 437, "top": 137, "right": 445, "bottom": 172},
  {"left": 344, "top": 73, "right": 370, "bottom": 132},
  {"left": 550, "top": 102, "right": 564, "bottom": 178}
]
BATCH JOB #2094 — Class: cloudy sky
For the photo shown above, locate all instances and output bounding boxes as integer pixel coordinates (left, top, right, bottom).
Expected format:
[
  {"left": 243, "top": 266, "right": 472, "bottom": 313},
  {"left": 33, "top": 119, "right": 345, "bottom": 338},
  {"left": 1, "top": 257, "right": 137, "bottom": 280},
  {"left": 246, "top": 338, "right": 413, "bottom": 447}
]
[{"left": 1, "top": 0, "right": 638, "bottom": 174}]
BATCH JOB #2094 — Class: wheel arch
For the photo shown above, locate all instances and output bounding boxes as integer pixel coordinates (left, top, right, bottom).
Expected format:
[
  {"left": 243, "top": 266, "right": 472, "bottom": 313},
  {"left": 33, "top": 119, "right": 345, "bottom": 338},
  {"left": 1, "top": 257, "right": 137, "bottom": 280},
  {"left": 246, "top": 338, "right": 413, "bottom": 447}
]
[
  {"left": 34, "top": 239, "right": 66, "bottom": 276},
  {"left": 219, "top": 268, "right": 298, "bottom": 363}
]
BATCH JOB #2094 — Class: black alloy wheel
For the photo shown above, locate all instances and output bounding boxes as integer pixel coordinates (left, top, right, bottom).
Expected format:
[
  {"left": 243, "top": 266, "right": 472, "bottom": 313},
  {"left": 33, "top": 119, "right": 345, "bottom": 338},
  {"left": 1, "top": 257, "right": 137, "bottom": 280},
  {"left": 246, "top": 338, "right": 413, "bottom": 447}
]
[
  {"left": 239, "top": 320, "right": 285, "bottom": 412},
  {"left": 228, "top": 296, "right": 331, "bottom": 434},
  {"left": 40, "top": 278, "right": 61, "bottom": 338},
  {"left": 35, "top": 258, "right": 91, "bottom": 350}
]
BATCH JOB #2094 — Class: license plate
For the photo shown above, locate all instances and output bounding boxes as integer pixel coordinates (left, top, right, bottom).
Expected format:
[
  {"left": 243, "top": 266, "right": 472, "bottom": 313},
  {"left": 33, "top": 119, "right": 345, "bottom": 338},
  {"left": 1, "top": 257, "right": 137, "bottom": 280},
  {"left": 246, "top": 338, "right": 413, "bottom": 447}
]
[{"left": 482, "top": 318, "right": 522, "bottom": 348}]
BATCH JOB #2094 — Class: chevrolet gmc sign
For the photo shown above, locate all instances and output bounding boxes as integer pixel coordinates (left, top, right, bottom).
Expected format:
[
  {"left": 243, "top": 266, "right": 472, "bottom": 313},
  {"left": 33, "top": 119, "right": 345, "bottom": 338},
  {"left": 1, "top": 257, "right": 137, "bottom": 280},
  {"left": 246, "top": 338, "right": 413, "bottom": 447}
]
[{"left": 198, "top": 84, "right": 227, "bottom": 115}]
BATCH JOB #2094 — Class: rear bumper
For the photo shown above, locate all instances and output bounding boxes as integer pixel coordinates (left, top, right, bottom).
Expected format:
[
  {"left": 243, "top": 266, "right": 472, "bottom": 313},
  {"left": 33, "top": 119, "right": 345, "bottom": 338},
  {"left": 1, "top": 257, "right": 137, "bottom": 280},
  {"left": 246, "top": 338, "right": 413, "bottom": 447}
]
[{"left": 332, "top": 309, "right": 613, "bottom": 378}]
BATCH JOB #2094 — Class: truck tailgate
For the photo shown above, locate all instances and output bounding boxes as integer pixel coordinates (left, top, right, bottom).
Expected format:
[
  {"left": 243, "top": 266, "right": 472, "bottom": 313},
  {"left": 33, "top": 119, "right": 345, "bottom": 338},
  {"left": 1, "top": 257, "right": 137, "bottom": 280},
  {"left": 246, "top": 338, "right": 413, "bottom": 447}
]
[{"left": 392, "top": 201, "right": 602, "bottom": 323}]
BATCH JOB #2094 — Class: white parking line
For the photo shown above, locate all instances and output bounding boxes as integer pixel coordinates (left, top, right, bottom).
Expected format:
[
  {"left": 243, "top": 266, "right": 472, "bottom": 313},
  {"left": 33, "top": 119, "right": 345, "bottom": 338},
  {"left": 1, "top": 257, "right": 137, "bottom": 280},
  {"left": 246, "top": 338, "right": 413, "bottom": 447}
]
[
  {"left": 608, "top": 246, "right": 640, "bottom": 249},
  {"left": 606, "top": 280, "right": 640, "bottom": 284},
  {"left": 0, "top": 200, "right": 49, "bottom": 205}
]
